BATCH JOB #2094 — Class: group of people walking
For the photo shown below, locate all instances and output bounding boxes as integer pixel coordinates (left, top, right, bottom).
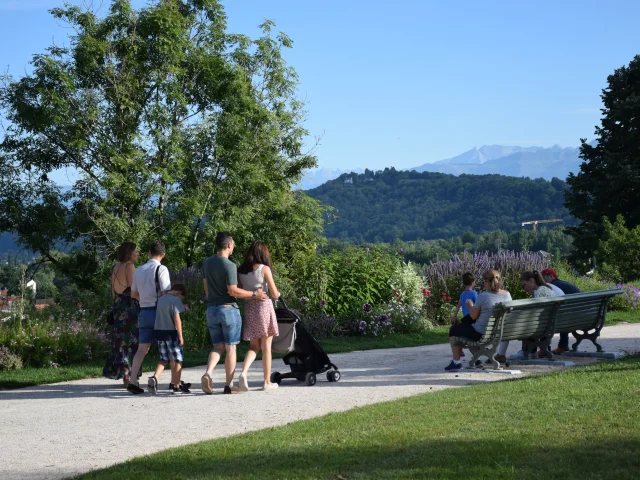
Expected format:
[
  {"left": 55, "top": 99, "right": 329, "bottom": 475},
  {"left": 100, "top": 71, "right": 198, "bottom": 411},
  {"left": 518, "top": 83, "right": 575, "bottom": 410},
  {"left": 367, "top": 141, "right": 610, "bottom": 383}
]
[
  {"left": 445, "top": 268, "right": 581, "bottom": 371},
  {"left": 102, "top": 232, "right": 281, "bottom": 394}
]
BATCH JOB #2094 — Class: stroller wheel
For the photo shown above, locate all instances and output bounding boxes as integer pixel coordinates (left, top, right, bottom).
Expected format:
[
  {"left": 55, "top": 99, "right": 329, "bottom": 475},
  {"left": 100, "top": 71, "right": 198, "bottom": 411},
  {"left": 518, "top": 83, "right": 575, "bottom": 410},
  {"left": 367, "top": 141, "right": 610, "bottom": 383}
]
[
  {"left": 327, "top": 370, "right": 341, "bottom": 382},
  {"left": 270, "top": 372, "right": 282, "bottom": 385},
  {"left": 304, "top": 372, "right": 317, "bottom": 386}
]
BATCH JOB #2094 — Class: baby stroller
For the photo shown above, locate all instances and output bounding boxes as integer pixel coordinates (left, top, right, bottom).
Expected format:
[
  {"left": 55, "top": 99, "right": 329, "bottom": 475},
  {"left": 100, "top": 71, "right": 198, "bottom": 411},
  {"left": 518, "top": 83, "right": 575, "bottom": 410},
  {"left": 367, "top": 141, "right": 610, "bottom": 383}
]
[{"left": 270, "top": 298, "right": 341, "bottom": 386}]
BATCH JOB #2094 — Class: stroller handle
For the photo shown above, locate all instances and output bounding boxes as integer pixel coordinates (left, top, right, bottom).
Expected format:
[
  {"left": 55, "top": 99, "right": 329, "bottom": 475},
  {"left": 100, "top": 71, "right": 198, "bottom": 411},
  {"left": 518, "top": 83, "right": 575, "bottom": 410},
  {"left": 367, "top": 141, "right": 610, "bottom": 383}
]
[{"left": 277, "top": 297, "right": 290, "bottom": 310}]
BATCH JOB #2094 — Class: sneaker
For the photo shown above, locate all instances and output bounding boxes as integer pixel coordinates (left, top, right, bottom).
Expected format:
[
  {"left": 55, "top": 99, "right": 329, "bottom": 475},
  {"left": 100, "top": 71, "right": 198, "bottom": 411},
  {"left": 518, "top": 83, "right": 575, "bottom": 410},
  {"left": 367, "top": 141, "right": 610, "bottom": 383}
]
[
  {"left": 444, "top": 360, "right": 462, "bottom": 371},
  {"left": 168, "top": 380, "right": 192, "bottom": 391},
  {"left": 180, "top": 383, "right": 191, "bottom": 394},
  {"left": 201, "top": 373, "right": 213, "bottom": 395},
  {"left": 147, "top": 376, "right": 158, "bottom": 395},
  {"left": 223, "top": 384, "right": 240, "bottom": 394},
  {"left": 238, "top": 374, "right": 249, "bottom": 392},
  {"left": 263, "top": 382, "right": 279, "bottom": 391},
  {"left": 127, "top": 383, "right": 144, "bottom": 395},
  {"left": 552, "top": 346, "right": 569, "bottom": 355},
  {"left": 170, "top": 383, "right": 183, "bottom": 394},
  {"left": 510, "top": 350, "right": 525, "bottom": 360}
]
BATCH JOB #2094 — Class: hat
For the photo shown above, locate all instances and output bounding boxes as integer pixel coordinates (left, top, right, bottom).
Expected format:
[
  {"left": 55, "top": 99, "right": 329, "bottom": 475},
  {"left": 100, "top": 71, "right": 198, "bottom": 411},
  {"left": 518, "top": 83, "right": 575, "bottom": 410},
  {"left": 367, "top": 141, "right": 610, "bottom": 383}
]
[{"left": 541, "top": 268, "right": 558, "bottom": 278}]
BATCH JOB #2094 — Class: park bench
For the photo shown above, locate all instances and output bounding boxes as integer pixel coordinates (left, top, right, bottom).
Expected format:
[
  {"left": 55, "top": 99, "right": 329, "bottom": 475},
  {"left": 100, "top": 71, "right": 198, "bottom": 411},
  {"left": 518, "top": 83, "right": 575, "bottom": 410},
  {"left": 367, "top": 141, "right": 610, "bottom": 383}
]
[{"left": 454, "top": 289, "right": 623, "bottom": 370}]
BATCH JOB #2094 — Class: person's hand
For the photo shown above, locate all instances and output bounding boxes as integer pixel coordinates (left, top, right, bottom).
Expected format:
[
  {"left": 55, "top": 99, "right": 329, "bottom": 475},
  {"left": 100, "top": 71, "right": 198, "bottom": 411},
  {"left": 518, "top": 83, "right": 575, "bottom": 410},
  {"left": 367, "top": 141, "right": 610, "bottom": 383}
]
[
  {"left": 254, "top": 288, "right": 267, "bottom": 301},
  {"left": 451, "top": 314, "right": 458, "bottom": 324},
  {"left": 465, "top": 299, "right": 474, "bottom": 309},
  {"left": 178, "top": 336, "right": 184, "bottom": 347}
]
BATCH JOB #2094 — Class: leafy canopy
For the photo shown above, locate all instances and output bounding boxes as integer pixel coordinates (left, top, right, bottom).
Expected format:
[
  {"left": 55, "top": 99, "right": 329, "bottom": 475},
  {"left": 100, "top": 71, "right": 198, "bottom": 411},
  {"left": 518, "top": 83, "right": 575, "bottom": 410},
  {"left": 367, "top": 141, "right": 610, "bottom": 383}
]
[
  {"left": 565, "top": 54, "right": 640, "bottom": 269},
  {"left": 0, "top": 0, "right": 323, "bottom": 287}
]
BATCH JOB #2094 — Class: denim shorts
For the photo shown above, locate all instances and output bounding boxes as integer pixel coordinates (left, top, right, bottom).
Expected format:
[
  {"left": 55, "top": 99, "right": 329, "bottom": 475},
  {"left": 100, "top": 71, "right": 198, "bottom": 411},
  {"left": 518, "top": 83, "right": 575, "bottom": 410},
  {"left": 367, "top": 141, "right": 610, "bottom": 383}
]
[
  {"left": 158, "top": 339, "right": 184, "bottom": 363},
  {"left": 138, "top": 308, "right": 157, "bottom": 344},
  {"left": 206, "top": 304, "right": 241, "bottom": 346}
]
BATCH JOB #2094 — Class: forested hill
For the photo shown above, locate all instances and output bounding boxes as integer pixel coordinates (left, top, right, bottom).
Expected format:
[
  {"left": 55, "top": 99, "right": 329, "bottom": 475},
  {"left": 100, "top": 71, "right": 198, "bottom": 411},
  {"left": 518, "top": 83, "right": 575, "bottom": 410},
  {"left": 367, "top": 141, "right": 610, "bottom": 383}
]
[{"left": 305, "top": 169, "right": 575, "bottom": 242}]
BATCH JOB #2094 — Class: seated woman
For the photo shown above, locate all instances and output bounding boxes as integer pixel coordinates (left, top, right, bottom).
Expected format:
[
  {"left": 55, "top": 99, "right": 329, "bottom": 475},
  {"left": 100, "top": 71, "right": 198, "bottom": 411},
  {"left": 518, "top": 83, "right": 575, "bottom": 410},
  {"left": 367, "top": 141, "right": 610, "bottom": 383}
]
[
  {"left": 445, "top": 269, "right": 512, "bottom": 371},
  {"left": 496, "top": 270, "right": 558, "bottom": 361}
]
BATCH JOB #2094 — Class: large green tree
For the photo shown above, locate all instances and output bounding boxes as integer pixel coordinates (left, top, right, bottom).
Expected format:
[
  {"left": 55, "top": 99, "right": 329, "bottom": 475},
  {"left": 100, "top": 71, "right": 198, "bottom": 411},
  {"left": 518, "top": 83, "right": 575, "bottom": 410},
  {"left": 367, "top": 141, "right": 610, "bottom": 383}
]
[
  {"left": 0, "top": 0, "right": 323, "bottom": 288},
  {"left": 565, "top": 55, "right": 640, "bottom": 270}
]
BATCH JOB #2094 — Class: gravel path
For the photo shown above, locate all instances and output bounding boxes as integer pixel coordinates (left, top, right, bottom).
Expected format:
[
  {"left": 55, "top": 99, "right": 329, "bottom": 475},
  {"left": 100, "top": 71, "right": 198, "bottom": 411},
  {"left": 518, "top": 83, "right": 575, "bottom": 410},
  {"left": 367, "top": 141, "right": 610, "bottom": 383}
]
[{"left": 2, "top": 323, "right": 639, "bottom": 480}]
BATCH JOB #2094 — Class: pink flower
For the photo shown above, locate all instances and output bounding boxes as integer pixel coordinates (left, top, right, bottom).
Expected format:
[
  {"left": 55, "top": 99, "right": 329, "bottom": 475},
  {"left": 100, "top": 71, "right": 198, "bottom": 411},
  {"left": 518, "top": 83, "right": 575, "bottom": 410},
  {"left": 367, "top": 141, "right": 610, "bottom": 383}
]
[
  {"left": 183, "top": 304, "right": 190, "bottom": 312},
  {"left": 199, "top": 300, "right": 204, "bottom": 305}
]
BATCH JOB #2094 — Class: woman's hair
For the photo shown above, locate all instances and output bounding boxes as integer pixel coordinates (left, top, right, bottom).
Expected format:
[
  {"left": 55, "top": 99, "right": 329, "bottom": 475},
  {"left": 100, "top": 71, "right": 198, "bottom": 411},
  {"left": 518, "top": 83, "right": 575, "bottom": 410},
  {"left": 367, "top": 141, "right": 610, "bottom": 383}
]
[
  {"left": 117, "top": 242, "right": 137, "bottom": 262},
  {"left": 171, "top": 283, "right": 187, "bottom": 299},
  {"left": 482, "top": 269, "right": 502, "bottom": 292},
  {"left": 520, "top": 270, "right": 548, "bottom": 287},
  {"left": 238, "top": 241, "right": 273, "bottom": 274}
]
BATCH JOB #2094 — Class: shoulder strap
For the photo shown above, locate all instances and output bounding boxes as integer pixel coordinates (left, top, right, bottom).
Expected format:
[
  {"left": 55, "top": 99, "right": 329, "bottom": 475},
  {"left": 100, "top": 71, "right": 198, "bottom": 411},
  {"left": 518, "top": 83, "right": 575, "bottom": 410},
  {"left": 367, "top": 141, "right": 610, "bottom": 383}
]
[{"left": 155, "top": 265, "right": 161, "bottom": 300}]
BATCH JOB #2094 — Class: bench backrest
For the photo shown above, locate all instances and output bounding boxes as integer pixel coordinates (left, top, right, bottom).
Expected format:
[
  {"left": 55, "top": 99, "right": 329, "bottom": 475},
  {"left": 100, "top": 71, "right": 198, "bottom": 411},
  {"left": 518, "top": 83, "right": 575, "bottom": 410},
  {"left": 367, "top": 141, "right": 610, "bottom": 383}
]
[
  {"left": 497, "top": 297, "right": 563, "bottom": 342},
  {"left": 554, "top": 289, "right": 622, "bottom": 333}
]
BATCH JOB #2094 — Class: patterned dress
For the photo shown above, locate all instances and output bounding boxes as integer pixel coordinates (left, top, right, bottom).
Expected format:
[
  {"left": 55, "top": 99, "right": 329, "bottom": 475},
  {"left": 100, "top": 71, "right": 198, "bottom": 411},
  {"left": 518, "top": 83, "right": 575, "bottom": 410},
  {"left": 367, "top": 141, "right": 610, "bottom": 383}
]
[
  {"left": 534, "top": 286, "right": 556, "bottom": 298},
  {"left": 103, "top": 286, "right": 139, "bottom": 384},
  {"left": 238, "top": 265, "right": 279, "bottom": 341}
]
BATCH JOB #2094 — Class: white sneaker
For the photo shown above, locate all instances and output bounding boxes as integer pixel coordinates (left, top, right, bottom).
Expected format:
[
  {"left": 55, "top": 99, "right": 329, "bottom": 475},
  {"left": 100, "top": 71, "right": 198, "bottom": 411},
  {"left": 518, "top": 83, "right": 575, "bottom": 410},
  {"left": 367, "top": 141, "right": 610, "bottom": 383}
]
[
  {"left": 238, "top": 374, "right": 249, "bottom": 392},
  {"left": 510, "top": 350, "right": 525, "bottom": 360},
  {"left": 263, "top": 382, "right": 279, "bottom": 391}
]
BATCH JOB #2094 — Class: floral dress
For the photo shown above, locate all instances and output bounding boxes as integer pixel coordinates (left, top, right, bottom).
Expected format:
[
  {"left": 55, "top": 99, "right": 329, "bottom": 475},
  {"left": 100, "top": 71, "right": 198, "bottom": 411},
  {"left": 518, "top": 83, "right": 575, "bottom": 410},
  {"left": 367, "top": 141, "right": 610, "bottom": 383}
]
[
  {"left": 103, "top": 272, "right": 140, "bottom": 384},
  {"left": 238, "top": 265, "right": 279, "bottom": 341},
  {"left": 534, "top": 286, "right": 556, "bottom": 298}
]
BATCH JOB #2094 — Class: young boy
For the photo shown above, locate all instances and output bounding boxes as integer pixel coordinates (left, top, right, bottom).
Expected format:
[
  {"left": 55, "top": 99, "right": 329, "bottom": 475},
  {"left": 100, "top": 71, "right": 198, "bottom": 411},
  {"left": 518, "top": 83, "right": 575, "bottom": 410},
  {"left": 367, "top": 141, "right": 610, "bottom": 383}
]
[
  {"left": 147, "top": 283, "right": 191, "bottom": 394},
  {"left": 451, "top": 272, "right": 478, "bottom": 324}
]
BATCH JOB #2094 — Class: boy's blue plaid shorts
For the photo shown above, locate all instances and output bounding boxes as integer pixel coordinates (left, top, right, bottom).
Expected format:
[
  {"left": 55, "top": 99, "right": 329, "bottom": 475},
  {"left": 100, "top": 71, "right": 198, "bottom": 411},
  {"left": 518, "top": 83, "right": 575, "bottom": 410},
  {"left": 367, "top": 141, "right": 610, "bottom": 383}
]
[{"left": 157, "top": 339, "right": 184, "bottom": 363}]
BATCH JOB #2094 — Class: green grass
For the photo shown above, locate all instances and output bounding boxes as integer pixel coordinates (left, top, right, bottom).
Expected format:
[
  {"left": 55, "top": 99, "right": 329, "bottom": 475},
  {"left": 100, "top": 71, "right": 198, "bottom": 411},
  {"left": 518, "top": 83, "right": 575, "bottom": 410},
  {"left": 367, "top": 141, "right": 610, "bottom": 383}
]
[
  {"left": 76, "top": 356, "right": 640, "bottom": 480},
  {"left": 605, "top": 309, "right": 640, "bottom": 325},
  {"left": 0, "top": 329, "right": 449, "bottom": 390}
]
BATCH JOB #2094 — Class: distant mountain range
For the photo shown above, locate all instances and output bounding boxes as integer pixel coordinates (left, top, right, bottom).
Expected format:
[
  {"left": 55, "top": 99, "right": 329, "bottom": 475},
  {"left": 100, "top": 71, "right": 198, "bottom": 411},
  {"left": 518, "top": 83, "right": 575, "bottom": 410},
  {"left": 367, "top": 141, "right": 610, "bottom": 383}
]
[
  {"left": 410, "top": 144, "right": 586, "bottom": 180},
  {"left": 298, "top": 143, "right": 589, "bottom": 190}
]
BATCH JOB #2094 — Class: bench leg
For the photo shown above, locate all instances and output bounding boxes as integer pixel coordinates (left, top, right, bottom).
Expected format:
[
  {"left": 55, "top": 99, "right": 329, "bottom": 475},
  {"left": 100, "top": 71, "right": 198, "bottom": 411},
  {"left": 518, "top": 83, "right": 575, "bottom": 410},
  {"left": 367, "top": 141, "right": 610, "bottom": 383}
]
[
  {"left": 523, "top": 338, "right": 555, "bottom": 360},
  {"left": 469, "top": 344, "right": 501, "bottom": 370},
  {"left": 571, "top": 329, "right": 603, "bottom": 352}
]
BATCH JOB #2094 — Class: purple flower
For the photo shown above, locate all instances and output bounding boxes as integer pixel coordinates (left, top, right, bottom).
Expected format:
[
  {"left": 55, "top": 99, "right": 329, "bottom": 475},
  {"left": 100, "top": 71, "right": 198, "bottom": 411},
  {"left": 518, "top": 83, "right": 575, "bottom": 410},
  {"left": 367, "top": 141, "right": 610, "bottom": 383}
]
[
  {"left": 378, "top": 314, "right": 389, "bottom": 322},
  {"left": 319, "top": 300, "right": 326, "bottom": 308},
  {"left": 359, "top": 320, "right": 367, "bottom": 331},
  {"left": 363, "top": 303, "right": 372, "bottom": 313}
]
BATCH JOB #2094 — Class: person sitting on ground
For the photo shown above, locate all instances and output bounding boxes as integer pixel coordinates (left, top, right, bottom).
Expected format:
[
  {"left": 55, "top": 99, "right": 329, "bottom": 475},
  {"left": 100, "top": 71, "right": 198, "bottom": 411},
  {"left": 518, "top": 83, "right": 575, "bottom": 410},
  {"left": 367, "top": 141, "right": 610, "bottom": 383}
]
[
  {"left": 498, "top": 270, "right": 559, "bottom": 361},
  {"left": 445, "top": 269, "right": 512, "bottom": 371},
  {"left": 451, "top": 272, "right": 478, "bottom": 324},
  {"left": 147, "top": 283, "right": 191, "bottom": 395},
  {"left": 237, "top": 241, "right": 281, "bottom": 392},
  {"left": 541, "top": 268, "right": 581, "bottom": 354}
]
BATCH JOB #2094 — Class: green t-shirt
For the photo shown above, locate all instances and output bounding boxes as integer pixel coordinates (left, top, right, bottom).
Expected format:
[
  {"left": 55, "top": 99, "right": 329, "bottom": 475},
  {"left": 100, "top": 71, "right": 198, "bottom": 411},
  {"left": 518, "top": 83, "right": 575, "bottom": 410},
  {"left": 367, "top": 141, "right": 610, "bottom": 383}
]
[{"left": 202, "top": 255, "right": 238, "bottom": 306}]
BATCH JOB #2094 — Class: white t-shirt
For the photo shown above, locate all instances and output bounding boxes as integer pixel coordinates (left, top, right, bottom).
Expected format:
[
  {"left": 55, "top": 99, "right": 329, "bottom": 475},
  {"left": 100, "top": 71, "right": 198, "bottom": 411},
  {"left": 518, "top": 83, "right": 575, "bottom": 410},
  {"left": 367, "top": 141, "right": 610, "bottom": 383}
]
[{"left": 131, "top": 259, "right": 171, "bottom": 308}]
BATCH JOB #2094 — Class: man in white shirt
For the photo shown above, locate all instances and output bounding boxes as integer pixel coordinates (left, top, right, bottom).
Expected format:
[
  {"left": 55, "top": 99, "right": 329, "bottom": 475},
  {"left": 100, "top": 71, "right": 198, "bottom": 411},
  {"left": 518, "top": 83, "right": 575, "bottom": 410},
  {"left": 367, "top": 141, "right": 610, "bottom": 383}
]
[{"left": 128, "top": 241, "right": 171, "bottom": 394}]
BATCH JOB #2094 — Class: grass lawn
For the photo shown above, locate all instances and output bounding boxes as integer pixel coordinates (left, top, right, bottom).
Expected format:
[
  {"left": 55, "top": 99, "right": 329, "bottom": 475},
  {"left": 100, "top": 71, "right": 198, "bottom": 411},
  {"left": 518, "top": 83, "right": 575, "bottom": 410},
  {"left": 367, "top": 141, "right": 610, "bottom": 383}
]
[
  {"left": 76, "top": 356, "right": 640, "bottom": 480},
  {"left": 605, "top": 309, "right": 640, "bottom": 325},
  {"left": 0, "top": 329, "right": 449, "bottom": 390}
]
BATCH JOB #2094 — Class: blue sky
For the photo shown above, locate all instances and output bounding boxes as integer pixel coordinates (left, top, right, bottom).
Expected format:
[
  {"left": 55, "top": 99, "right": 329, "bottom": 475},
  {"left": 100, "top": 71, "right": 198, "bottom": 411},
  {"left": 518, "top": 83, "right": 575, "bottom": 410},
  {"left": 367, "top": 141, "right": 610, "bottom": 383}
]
[{"left": 1, "top": 0, "right": 639, "bottom": 178}]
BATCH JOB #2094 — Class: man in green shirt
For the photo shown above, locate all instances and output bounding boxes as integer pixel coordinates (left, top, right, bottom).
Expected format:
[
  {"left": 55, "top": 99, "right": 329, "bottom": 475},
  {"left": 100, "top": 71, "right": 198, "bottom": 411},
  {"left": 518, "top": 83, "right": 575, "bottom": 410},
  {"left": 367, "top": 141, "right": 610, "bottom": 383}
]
[{"left": 201, "top": 232, "right": 267, "bottom": 394}]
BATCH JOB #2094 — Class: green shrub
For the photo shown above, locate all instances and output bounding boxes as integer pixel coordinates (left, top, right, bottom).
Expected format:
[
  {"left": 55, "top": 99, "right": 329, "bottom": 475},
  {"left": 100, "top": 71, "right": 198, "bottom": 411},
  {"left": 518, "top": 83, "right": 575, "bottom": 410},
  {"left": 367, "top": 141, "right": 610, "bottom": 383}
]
[
  {"left": 0, "top": 346, "right": 23, "bottom": 371},
  {"left": 389, "top": 261, "right": 425, "bottom": 308},
  {"left": 290, "top": 246, "right": 400, "bottom": 316}
]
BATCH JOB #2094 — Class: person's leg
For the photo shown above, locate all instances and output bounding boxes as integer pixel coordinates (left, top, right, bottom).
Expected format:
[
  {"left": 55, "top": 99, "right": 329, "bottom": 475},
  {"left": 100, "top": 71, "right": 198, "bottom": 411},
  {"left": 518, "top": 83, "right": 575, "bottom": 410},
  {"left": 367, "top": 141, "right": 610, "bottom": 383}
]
[
  {"left": 154, "top": 361, "right": 167, "bottom": 379},
  {"left": 497, "top": 341, "right": 509, "bottom": 356},
  {"left": 260, "top": 336, "right": 274, "bottom": 386},
  {"left": 170, "top": 361, "right": 182, "bottom": 386},
  {"left": 130, "top": 308, "right": 156, "bottom": 385},
  {"left": 129, "top": 343, "right": 150, "bottom": 386},
  {"left": 224, "top": 344, "right": 237, "bottom": 386},
  {"left": 241, "top": 339, "right": 261, "bottom": 377},
  {"left": 448, "top": 324, "right": 463, "bottom": 361},
  {"left": 220, "top": 305, "right": 242, "bottom": 389},
  {"left": 556, "top": 332, "right": 570, "bottom": 350}
]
